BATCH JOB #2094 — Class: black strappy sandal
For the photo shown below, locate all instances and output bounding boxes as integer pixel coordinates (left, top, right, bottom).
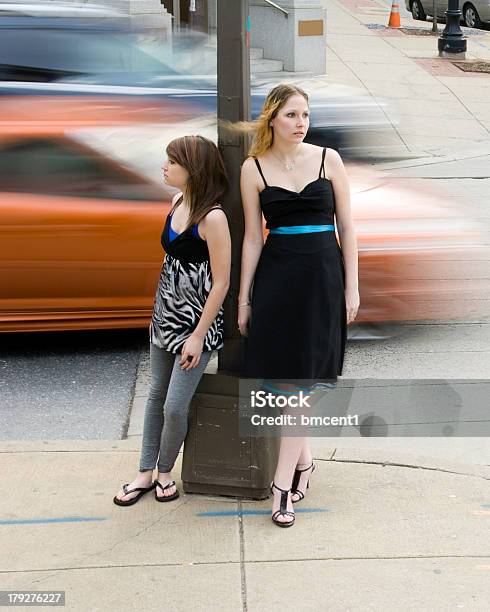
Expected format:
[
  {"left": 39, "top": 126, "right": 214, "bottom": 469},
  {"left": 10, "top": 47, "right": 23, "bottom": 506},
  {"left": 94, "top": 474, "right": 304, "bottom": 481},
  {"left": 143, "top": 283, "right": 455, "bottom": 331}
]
[
  {"left": 113, "top": 482, "right": 156, "bottom": 507},
  {"left": 154, "top": 479, "right": 180, "bottom": 502},
  {"left": 270, "top": 482, "right": 295, "bottom": 528},
  {"left": 291, "top": 462, "right": 316, "bottom": 504}
]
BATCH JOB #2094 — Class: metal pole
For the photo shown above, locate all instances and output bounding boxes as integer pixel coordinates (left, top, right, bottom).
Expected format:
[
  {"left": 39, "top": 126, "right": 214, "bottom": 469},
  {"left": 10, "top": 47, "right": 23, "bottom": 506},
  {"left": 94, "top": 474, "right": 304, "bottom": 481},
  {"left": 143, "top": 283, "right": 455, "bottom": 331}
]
[
  {"left": 217, "top": 0, "right": 251, "bottom": 374},
  {"left": 432, "top": 0, "right": 438, "bottom": 33},
  {"left": 438, "top": 0, "right": 467, "bottom": 57},
  {"left": 181, "top": 0, "right": 280, "bottom": 499}
]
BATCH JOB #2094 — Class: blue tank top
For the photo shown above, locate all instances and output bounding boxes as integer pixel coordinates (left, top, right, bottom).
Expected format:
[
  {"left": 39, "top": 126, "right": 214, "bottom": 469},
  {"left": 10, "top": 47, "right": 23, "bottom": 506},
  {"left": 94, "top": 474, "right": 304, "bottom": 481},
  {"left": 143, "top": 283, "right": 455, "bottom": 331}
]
[{"left": 168, "top": 209, "right": 202, "bottom": 242}]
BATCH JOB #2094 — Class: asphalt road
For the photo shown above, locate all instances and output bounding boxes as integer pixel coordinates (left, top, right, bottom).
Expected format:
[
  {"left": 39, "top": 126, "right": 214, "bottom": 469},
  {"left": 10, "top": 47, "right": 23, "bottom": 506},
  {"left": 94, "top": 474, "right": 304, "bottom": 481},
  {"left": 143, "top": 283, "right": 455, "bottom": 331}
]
[{"left": 0, "top": 329, "right": 146, "bottom": 440}]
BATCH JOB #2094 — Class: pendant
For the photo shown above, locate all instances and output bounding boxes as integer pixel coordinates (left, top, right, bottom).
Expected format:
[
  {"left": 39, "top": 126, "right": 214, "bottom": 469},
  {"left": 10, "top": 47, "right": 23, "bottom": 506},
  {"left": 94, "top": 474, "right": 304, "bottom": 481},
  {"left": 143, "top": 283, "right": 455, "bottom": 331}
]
[{"left": 285, "top": 162, "right": 295, "bottom": 171}]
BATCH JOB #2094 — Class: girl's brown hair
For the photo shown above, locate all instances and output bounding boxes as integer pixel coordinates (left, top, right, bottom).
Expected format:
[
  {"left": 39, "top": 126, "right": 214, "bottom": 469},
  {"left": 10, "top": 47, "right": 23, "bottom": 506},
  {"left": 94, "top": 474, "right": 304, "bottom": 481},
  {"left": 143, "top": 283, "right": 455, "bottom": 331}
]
[
  {"left": 248, "top": 83, "right": 309, "bottom": 157},
  {"left": 166, "top": 135, "right": 228, "bottom": 228}
]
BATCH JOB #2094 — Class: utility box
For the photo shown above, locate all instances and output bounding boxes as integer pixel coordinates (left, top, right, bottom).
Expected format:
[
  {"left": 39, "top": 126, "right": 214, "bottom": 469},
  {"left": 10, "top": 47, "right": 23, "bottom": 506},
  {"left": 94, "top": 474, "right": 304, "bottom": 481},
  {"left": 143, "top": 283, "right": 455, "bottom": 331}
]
[{"left": 182, "top": 373, "right": 279, "bottom": 499}]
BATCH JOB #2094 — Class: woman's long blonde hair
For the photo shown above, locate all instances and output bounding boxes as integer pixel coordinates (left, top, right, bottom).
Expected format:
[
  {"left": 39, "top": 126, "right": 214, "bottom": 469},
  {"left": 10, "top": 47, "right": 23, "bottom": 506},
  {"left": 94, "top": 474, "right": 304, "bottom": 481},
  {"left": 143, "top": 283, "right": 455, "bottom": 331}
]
[{"left": 249, "top": 84, "right": 309, "bottom": 157}]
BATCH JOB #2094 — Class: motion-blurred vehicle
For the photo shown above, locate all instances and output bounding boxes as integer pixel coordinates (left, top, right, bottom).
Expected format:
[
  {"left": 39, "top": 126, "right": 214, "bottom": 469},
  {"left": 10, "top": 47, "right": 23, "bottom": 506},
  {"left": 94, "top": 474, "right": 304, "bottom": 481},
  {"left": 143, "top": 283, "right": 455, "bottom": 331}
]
[
  {"left": 349, "top": 166, "right": 486, "bottom": 325},
  {"left": 0, "top": 1, "right": 395, "bottom": 160},
  {"left": 0, "top": 99, "right": 485, "bottom": 333},
  {"left": 406, "top": 0, "right": 490, "bottom": 29},
  {"left": 0, "top": 98, "right": 176, "bottom": 332}
]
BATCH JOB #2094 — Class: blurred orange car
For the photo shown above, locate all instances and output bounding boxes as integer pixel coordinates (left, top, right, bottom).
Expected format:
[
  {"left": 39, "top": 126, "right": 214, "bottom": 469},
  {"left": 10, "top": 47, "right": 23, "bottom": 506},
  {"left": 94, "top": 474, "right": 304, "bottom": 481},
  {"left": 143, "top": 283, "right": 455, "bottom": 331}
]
[
  {"left": 0, "top": 98, "right": 487, "bottom": 333},
  {"left": 0, "top": 97, "right": 180, "bottom": 332},
  {"left": 0, "top": 134, "right": 174, "bottom": 332}
]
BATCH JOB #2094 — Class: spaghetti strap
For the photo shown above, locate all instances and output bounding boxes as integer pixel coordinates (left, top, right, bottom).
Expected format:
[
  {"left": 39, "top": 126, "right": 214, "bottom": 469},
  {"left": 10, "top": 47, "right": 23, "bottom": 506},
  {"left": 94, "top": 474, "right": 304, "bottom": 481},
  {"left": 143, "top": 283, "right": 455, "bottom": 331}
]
[
  {"left": 319, "top": 148, "right": 327, "bottom": 179},
  {"left": 254, "top": 157, "right": 268, "bottom": 188}
]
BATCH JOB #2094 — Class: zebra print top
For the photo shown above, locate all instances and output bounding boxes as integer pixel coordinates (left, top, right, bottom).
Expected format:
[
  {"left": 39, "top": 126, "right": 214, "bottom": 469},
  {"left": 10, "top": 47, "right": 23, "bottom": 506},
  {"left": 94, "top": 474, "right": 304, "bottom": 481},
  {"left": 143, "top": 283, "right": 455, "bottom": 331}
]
[{"left": 149, "top": 203, "right": 225, "bottom": 354}]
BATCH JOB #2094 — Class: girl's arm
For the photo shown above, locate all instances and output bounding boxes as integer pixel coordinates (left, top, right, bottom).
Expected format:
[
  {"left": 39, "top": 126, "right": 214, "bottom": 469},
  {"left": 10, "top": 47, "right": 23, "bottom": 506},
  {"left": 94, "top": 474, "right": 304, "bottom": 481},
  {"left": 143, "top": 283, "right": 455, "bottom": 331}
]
[
  {"left": 180, "top": 209, "right": 231, "bottom": 369},
  {"left": 238, "top": 158, "right": 264, "bottom": 335},
  {"left": 327, "top": 149, "right": 360, "bottom": 323}
]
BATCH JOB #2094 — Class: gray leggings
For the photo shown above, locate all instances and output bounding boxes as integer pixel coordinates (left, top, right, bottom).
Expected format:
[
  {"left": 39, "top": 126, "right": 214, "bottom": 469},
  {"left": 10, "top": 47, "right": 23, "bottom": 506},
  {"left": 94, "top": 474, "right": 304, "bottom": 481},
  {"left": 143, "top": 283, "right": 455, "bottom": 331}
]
[{"left": 139, "top": 343, "right": 212, "bottom": 473}]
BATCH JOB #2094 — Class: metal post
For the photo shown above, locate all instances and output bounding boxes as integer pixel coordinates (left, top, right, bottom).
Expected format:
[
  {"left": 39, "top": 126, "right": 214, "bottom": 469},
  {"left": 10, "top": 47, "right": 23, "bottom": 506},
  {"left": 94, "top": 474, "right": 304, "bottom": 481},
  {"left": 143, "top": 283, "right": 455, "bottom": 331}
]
[
  {"left": 432, "top": 0, "right": 438, "bottom": 33},
  {"left": 438, "top": 0, "right": 467, "bottom": 57},
  {"left": 181, "top": 0, "right": 280, "bottom": 499},
  {"left": 217, "top": 0, "right": 250, "bottom": 374},
  {"left": 173, "top": 0, "right": 180, "bottom": 29}
]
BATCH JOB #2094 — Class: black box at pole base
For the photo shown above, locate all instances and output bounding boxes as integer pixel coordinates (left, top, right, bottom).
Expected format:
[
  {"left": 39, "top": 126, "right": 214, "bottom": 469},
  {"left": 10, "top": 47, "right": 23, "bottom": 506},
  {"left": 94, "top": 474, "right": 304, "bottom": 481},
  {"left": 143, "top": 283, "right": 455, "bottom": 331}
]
[{"left": 182, "top": 373, "right": 279, "bottom": 500}]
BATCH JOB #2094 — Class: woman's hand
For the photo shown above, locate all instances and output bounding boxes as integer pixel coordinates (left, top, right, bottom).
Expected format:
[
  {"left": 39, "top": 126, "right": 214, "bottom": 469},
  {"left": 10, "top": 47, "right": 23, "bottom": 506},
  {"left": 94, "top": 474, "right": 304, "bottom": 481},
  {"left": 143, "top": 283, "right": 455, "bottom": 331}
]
[
  {"left": 179, "top": 333, "right": 204, "bottom": 370},
  {"left": 345, "top": 286, "right": 360, "bottom": 324},
  {"left": 238, "top": 304, "right": 252, "bottom": 337}
]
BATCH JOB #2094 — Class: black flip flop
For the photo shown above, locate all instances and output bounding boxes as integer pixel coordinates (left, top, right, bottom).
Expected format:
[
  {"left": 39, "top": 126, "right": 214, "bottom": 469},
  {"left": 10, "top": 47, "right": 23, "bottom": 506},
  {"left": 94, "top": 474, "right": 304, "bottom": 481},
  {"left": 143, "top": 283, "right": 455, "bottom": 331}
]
[
  {"left": 154, "top": 479, "right": 180, "bottom": 502},
  {"left": 113, "top": 482, "right": 156, "bottom": 507}
]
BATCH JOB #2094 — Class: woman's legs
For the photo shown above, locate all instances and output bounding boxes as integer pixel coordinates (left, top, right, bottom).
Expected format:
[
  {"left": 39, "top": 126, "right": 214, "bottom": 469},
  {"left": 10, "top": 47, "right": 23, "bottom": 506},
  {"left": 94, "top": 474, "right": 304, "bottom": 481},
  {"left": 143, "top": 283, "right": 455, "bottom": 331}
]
[
  {"left": 291, "top": 439, "right": 314, "bottom": 502},
  {"left": 154, "top": 350, "right": 211, "bottom": 498},
  {"left": 115, "top": 344, "right": 211, "bottom": 502},
  {"left": 139, "top": 343, "right": 177, "bottom": 471},
  {"left": 272, "top": 434, "right": 305, "bottom": 524},
  {"left": 269, "top": 382, "right": 316, "bottom": 522}
]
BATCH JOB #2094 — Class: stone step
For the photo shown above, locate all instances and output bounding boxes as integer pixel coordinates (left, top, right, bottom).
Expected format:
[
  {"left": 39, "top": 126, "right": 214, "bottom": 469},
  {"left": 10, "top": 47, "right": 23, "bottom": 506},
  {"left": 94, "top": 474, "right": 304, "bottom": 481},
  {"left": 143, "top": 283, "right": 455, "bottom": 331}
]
[
  {"left": 250, "top": 57, "right": 284, "bottom": 73},
  {"left": 250, "top": 47, "right": 264, "bottom": 60},
  {"left": 251, "top": 70, "right": 314, "bottom": 82}
]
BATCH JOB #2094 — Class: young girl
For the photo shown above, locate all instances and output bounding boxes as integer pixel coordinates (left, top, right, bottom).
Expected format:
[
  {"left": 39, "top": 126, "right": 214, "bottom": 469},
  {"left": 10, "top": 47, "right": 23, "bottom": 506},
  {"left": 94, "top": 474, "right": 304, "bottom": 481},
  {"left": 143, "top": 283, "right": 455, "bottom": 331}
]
[
  {"left": 238, "top": 84, "right": 359, "bottom": 527},
  {"left": 114, "top": 135, "right": 231, "bottom": 505}
]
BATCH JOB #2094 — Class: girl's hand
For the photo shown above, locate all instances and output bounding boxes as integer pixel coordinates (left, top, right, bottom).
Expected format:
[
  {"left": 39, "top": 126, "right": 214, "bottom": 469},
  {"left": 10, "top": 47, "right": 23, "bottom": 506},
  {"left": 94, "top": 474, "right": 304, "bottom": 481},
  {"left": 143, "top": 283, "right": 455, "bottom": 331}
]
[
  {"left": 179, "top": 333, "right": 204, "bottom": 370},
  {"left": 238, "top": 304, "right": 251, "bottom": 337},
  {"left": 345, "top": 286, "right": 360, "bottom": 324}
]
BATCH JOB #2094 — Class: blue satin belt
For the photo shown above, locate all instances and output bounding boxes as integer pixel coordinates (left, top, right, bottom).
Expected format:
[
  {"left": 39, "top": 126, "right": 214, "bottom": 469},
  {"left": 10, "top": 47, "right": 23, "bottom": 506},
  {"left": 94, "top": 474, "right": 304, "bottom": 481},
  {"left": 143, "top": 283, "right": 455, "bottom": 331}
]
[{"left": 269, "top": 224, "right": 335, "bottom": 235}]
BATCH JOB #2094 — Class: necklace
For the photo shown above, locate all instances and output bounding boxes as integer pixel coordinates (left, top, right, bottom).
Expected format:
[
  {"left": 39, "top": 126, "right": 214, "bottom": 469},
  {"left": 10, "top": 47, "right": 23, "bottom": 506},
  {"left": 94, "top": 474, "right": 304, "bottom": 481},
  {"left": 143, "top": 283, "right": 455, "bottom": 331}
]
[{"left": 271, "top": 149, "right": 298, "bottom": 172}]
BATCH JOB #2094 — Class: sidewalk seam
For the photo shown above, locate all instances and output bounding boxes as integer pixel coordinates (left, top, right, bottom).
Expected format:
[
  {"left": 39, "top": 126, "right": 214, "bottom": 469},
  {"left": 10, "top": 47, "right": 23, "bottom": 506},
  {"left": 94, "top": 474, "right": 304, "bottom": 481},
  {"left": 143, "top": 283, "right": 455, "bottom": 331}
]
[
  {"left": 3, "top": 554, "right": 490, "bottom": 574},
  {"left": 238, "top": 500, "right": 248, "bottom": 612}
]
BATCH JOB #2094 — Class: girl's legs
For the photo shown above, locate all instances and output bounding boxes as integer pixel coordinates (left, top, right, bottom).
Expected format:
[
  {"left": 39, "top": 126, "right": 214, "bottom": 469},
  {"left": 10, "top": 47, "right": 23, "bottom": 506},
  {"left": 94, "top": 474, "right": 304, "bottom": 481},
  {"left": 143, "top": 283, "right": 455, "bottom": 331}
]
[
  {"left": 154, "top": 350, "right": 211, "bottom": 498},
  {"left": 115, "top": 344, "right": 211, "bottom": 502}
]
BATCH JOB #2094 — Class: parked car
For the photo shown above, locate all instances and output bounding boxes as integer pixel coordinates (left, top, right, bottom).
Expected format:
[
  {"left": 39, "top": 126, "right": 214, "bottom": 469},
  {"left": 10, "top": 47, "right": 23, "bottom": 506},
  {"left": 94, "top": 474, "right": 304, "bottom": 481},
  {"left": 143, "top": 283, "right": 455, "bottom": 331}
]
[
  {"left": 0, "top": 1, "right": 396, "bottom": 160},
  {"left": 406, "top": 0, "right": 490, "bottom": 29}
]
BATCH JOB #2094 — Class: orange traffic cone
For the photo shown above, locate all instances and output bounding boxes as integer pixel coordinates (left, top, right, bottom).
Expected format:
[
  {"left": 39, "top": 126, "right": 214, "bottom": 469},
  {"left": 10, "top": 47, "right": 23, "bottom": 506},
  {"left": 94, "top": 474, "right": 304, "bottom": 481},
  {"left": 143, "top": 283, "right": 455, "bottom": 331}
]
[{"left": 388, "top": 0, "right": 401, "bottom": 28}]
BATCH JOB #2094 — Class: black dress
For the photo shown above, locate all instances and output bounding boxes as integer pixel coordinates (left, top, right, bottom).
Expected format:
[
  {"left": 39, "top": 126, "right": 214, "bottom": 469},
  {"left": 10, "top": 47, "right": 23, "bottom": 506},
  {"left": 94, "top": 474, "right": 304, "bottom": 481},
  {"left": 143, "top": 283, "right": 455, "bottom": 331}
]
[{"left": 244, "top": 148, "right": 347, "bottom": 383}]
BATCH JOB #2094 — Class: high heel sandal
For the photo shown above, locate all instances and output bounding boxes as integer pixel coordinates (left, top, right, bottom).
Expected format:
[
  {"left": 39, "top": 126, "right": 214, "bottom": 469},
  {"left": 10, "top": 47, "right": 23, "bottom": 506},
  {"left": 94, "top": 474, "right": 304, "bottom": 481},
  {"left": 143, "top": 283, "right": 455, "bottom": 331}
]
[
  {"left": 291, "top": 462, "right": 316, "bottom": 504},
  {"left": 270, "top": 482, "right": 295, "bottom": 528}
]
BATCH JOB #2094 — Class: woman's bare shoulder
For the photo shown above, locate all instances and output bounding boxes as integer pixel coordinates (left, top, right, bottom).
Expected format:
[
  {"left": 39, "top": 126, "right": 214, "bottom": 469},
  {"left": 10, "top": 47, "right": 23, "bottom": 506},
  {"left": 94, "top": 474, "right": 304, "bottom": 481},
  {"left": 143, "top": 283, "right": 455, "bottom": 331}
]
[{"left": 241, "top": 156, "right": 258, "bottom": 172}]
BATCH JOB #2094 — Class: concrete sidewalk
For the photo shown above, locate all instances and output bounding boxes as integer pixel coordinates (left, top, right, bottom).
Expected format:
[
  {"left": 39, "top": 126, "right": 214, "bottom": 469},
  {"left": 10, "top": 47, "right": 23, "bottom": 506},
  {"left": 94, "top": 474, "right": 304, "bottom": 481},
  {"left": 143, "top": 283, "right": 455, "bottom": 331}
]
[
  {"left": 1, "top": 439, "right": 489, "bottom": 610},
  {"left": 321, "top": 0, "right": 490, "bottom": 159},
  {"left": 2, "top": 4, "right": 490, "bottom": 611},
  {"left": 1, "top": 350, "right": 490, "bottom": 611}
]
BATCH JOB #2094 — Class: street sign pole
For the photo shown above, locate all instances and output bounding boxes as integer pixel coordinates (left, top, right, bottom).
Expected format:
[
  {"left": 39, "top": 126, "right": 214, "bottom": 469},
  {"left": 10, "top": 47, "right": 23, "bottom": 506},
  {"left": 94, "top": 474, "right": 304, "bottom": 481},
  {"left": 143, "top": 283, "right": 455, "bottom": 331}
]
[
  {"left": 217, "top": 0, "right": 251, "bottom": 375},
  {"left": 182, "top": 1, "right": 278, "bottom": 499},
  {"left": 438, "top": 0, "right": 467, "bottom": 57}
]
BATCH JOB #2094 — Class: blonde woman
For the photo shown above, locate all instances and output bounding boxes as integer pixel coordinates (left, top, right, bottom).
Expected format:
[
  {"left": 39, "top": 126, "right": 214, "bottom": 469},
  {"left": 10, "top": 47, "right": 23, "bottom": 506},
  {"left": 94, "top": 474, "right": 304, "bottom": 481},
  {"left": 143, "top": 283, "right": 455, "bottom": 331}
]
[{"left": 238, "top": 84, "right": 359, "bottom": 527}]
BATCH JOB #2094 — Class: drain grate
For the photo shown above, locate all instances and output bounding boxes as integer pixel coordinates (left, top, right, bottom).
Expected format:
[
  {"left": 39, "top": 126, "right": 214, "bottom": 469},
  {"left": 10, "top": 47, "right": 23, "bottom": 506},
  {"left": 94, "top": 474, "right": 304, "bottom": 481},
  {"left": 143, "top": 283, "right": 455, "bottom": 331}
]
[
  {"left": 452, "top": 61, "right": 490, "bottom": 73},
  {"left": 399, "top": 27, "right": 439, "bottom": 36}
]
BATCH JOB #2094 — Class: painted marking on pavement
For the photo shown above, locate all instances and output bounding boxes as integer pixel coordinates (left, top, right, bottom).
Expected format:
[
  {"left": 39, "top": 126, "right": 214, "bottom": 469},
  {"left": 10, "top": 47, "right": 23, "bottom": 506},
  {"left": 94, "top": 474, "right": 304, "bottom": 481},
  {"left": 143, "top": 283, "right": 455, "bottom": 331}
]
[
  {"left": 197, "top": 508, "right": 328, "bottom": 517},
  {"left": 0, "top": 516, "right": 107, "bottom": 525}
]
